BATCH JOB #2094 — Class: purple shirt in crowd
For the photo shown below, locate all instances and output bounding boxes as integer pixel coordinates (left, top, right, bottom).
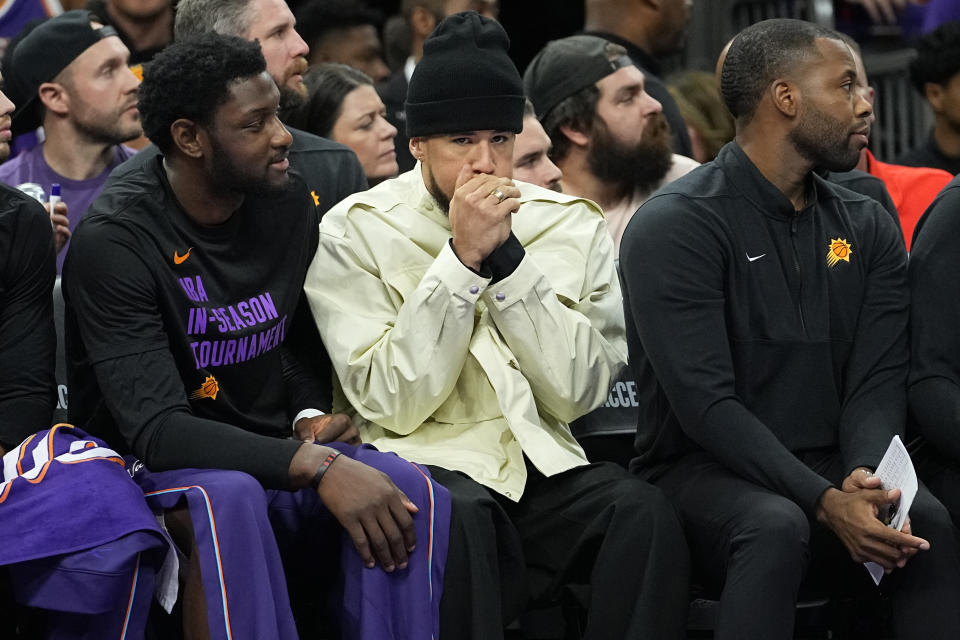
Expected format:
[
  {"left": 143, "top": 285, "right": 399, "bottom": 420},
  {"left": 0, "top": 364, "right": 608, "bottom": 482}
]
[
  {"left": 923, "top": 0, "right": 960, "bottom": 33},
  {"left": 0, "top": 143, "right": 137, "bottom": 272}
]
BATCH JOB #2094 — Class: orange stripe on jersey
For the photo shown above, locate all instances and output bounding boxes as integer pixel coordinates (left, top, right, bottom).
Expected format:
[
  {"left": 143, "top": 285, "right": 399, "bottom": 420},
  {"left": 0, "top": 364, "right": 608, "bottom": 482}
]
[
  {"left": 61, "top": 456, "right": 126, "bottom": 467},
  {"left": 143, "top": 485, "right": 233, "bottom": 639},
  {"left": 15, "top": 433, "right": 36, "bottom": 476},
  {"left": 119, "top": 553, "right": 141, "bottom": 639},
  {"left": 21, "top": 423, "right": 69, "bottom": 485}
]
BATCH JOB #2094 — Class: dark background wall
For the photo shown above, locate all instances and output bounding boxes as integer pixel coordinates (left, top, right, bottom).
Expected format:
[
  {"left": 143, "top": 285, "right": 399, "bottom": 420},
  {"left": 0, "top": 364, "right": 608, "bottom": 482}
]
[
  {"left": 364, "top": 0, "right": 929, "bottom": 160},
  {"left": 368, "top": 0, "right": 587, "bottom": 74}
]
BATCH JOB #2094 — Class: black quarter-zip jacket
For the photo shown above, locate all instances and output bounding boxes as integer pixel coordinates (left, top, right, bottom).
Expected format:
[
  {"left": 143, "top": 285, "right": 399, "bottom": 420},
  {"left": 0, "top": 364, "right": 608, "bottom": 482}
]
[{"left": 621, "top": 142, "right": 909, "bottom": 516}]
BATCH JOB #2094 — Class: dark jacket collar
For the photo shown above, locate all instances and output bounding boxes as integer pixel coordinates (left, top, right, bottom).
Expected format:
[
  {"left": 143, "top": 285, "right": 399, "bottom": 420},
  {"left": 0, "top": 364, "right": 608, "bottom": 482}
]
[{"left": 717, "top": 141, "right": 821, "bottom": 220}]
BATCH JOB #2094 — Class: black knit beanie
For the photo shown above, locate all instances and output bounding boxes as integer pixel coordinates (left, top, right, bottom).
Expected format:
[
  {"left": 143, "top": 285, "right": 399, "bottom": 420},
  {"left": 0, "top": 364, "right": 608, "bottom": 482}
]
[{"left": 405, "top": 11, "right": 524, "bottom": 138}]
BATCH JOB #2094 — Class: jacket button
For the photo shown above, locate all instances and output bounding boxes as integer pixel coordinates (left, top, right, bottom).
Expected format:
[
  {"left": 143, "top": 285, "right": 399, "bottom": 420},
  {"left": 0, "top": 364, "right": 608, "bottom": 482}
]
[
  {"left": 469, "top": 285, "right": 479, "bottom": 294},
  {"left": 495, "top": 292, "right": 505, "bottom": 301}
]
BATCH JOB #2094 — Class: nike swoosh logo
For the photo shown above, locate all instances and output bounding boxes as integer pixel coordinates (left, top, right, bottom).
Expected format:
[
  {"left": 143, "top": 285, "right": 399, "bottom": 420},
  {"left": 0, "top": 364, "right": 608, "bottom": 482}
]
[
  {"left": 173, "top": 247, "right": 193, "bottom": 265},
  {"left": 746, "top": 253, "right": 766, "bottom": 262}
]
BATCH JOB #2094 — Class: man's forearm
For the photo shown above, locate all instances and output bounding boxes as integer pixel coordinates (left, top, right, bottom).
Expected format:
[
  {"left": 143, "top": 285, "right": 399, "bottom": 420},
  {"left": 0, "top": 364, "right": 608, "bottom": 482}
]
[
  {"left": 138, "top": 410, "right": 303, "bottom": 489},
  {"left": 694, "top": 399, "right": 835, "bottom": 516}
]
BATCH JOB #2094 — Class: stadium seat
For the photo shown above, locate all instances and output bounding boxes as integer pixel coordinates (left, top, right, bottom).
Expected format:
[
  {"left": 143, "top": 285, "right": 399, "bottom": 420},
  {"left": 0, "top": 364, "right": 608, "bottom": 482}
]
[{"left": 569, "top": 365, "right": 638, "bottom": 469}]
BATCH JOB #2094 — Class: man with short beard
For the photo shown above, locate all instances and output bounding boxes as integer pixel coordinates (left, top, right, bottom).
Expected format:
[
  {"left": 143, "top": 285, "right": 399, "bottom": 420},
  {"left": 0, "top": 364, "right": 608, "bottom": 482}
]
[
  {"left": 524, "top": 35, "right": 698, "bottom": 255},
  {"left": 621, "top": 18, "right": 960, "bottom": 640},
  {"left": 0, "top": 10, "right": 140, "bottom": 272},
  {"left": 172, "top": 0, "right": 309, "bottom": 116},
  {"left": 111, "top": 0, "right": 369, "bottom": 221},
  {"left": 64, "top": 33, "right": 449, "bottom": 640},
  {"left": 107, "top": 0, "right": 370, "bottom": 429}
]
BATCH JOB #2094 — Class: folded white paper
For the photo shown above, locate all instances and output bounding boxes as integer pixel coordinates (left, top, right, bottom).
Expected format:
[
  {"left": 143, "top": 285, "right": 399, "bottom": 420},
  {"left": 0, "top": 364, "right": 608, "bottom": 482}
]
[{"left": 864, "top": 435, "right": 918, "bottom": 585}]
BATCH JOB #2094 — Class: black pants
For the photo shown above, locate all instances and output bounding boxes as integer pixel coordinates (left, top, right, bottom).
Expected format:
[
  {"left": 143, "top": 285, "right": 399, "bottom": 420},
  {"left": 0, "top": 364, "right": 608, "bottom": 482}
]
[
  {"left": 647, "top": 450, "right": 960, "bottom": 640},
  {"left": 429, "top": 460, "right": 690, "bottom": 640},
  {"left": 913, "top": 441, "right": 960, "bottom": 538}
]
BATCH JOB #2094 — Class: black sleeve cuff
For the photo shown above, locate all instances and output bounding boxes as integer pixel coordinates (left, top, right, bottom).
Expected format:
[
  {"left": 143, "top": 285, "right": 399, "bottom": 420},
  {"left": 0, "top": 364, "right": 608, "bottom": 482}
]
[
  {"left": 448, "top": 239, "right": 492, "bottom": 278},
  {"left": 484, "top": 232, "right": 525, "bottom": 283}
]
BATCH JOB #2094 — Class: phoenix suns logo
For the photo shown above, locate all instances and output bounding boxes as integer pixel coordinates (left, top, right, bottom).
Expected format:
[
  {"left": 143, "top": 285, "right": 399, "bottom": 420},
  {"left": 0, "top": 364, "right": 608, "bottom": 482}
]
[
  {"left": 190, "top": 375, "right": 220, "bottom": 400},
  {"left": 826, "top": 238, "right": 853, "bottom": 268}
]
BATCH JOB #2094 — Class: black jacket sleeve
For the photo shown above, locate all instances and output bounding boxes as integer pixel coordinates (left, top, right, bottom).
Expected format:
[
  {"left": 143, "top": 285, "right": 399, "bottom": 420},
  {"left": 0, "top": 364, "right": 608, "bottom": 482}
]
[
  {"left": 835, "top": 201, "right": 909, "bottom": 474},
  {"left": 909, "top": 181, "right": 960, "bottom": 461},
  {"left": 0, "top": 194, "right": 56, "bottom": 449},
  {"left": 281, "top": 201, "right": 333, "bottom": 419}
]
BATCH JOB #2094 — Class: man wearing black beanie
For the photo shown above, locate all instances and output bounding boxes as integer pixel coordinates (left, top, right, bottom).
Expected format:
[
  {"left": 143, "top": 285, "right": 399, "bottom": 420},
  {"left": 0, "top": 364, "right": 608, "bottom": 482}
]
[{"left": 305, "top": 10, "right": 690, "bottom": 639}]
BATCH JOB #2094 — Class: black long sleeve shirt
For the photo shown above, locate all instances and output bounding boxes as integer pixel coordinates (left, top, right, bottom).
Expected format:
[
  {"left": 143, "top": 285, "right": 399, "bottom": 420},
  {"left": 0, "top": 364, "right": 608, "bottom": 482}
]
[
  {"left": 621, "top": 142, "right": 909, "bottom": 516},
  {"left": 908, "top": 175, "right": 960, "bottom": 461},
  {"left": 64, "top": 156, "right": 333, "bottom": 489},
  {"left": 0, "top": 184, "right": 56, "bottom": 449}
]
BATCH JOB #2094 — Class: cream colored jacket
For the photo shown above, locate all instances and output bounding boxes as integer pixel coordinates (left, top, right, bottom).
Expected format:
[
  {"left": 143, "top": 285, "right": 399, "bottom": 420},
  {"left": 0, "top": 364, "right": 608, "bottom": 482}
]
[{"left": 304, "top": 167, "right": 626, "bottom": 500}]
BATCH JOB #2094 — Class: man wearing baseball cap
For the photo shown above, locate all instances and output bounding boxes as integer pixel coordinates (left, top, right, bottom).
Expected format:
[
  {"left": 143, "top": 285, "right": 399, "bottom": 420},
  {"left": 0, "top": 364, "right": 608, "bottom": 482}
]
[
  {"left": 0, "top": 10, "right": 141, "bottom": 272},
  {"left": 305, "top": 11, "right": 689, "bottom": 639},
  {"left": 524, "top": 34, "right": 698, "bottom": 255}
]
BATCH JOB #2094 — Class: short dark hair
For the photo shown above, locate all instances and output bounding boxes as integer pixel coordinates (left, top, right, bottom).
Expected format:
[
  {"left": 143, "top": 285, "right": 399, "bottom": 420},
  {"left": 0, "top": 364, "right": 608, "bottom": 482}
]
[
  {"left": 295, "top": 0, "right": 383, "bottom": 49},
  {"left": 139, "top": 33, "right": 266, "bottom": 153},
  {"left": 720, "top": 18, "right": 841, "bottom": 124},
  {"left": 910, "top": 21, "right": 960, "bottom": 94},
  {"left": 284, "top": 63, "right": 373, "bottom": 138}
]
